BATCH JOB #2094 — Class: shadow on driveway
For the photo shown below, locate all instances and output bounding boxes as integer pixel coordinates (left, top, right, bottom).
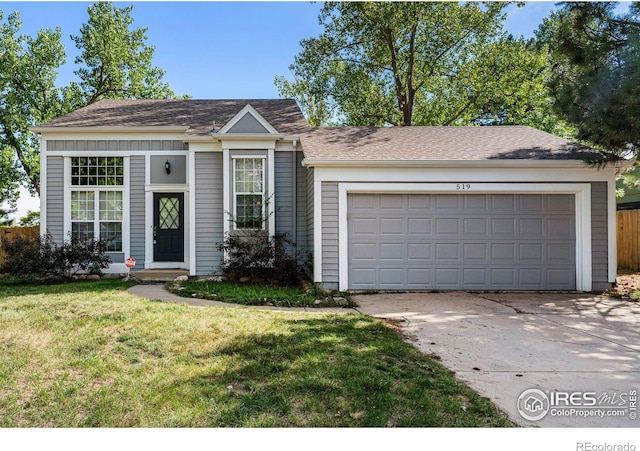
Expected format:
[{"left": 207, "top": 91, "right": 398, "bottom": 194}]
[{"left": 354, "top": 292, "right": 640, "bottom": 428}]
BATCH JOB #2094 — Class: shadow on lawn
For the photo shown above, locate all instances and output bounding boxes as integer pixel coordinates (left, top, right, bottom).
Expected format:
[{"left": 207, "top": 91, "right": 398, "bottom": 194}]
[{"left": 164, "top": 315, "right": 512, "bottom": 427}]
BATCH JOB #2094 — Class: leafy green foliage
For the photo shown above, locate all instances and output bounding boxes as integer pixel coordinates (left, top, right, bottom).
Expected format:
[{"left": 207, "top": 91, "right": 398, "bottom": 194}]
[
  {"left": 0, "top": 2, "right": 179, "bottom": 203},
  {"left": 216, "top": 231, "right": 311, "bottom": 286},
  {"left": 17, "top": 210, "right": 39, "bottom": 227},
  {"left": 539, "top": 2, "right": 640, "bottom": 159},
  {"left": 170, "top": 280, "right": 352, "bottom": 308},
  {"left": 0, "top": 10, "right": 65, "bottom": 200},
  {"left": 1, "top": 232, "right": 111, "bottom": 280},
  {"left": 277, "top": 2, "right": 560, "bottom": 132},
  {"left": 67, "top": 2, "right": 175, "bottom": 108}
]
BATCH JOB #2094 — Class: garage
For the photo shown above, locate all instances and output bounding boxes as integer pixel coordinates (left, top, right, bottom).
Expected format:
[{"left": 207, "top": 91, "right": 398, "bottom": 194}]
[{"left": 347, "top": 193, "right": 576, "bottom": 291}]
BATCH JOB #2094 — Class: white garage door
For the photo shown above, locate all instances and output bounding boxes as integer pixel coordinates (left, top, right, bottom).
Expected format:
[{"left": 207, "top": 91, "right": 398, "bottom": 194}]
[{"left": 348, "top": 193, "right": 576, "bottom": 290}]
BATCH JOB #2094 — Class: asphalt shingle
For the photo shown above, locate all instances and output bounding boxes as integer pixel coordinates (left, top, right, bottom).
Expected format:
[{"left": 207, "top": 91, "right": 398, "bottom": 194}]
[{"left": 37, "top": 99, "right": 599, "bottom": 161}]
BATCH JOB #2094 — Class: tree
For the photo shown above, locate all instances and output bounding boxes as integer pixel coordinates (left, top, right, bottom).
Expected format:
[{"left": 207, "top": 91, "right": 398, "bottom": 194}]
[
  {"left": 0, "top": 10, "right": 65, "bottom": 199},
  {"left": 18, "top": 210, "right": 39, "bottom": 227},
  {"left": 540, "top": 2, "right": 640, "bottom": 159},
  {"left": 276, "top": 1, "right": 560, "bottom": 131},
  {"left": 66, "top": 2, "right": 175, "bottom": 109},
  {"left": 0, "top": 2, "right": 177, "bottom": 201}
]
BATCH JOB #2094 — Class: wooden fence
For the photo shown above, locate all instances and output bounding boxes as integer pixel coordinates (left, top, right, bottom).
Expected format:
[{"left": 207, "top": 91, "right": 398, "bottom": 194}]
[
  {"left": 0, "top": 226, "right": 40, "bottom": 268},
  {"left": 617, "top": 210, "right": 640, "bottom": 270}
]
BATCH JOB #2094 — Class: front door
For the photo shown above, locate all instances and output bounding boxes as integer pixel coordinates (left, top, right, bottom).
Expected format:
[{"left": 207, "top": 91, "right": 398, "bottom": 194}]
[{"left": 153, "top": 193, "right": 184, "bottom": 262}]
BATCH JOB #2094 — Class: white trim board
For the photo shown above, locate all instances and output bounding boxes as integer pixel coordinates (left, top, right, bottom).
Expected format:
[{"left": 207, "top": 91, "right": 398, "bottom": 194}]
[{"left": 328, "top": 182, "right": 593, "bottom": 292}]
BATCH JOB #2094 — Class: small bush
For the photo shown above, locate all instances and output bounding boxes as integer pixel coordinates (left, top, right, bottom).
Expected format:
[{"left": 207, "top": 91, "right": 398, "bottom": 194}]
[
  {"left": 1, "top": 232, "right": 111, "bottom": 281},
  {"left": 216, "top": 231, "right": 311, "bottom": 286}
]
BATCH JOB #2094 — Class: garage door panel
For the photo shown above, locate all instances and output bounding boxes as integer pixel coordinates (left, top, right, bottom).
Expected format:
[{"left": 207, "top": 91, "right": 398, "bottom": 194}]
[
  {"left": 436, "top": 196, "right": 459, "bottom": 210},
  {"left": 348, "top": 193, "right": 576, "bottom": 290},
  {"left": 463, "top": 217, "right": 487, "bottom": 234},
  {"left": 520, "top": 194, "right": 544, "bottom": 211},
  {"left": 519, "top": 218, "right": 543, "bottom": 236},
  {"left": 463, "top": 268, "right": 488, "bottom": 285},
  {"left": 547, "top": 194, "right": 574, "bottom": 211},
  {"left": 379, "top": 243, "right": 404, "bottom": 260},
  {"left": 435, "top": 218, "right": 459, "bottom": 234},
  {"left": 351, "top": 243, "right": 377, "bottom": 260},
  {"left": 463, "top": 243, "right": 487, "bottom": 259},
  {"left": 407, "top": 218, "right": 431, "bottom": 235},
  {"left": 350, "top": 218, "right": 377, "bottom": 235},
  {"left": 407, "top": 243, "right": 431, "bottom": 260},
  {"left": 407, "top": 268, "right": 432, "bottom": 285},
  {"left": 380, "top": 218, "right": 404, "bottom": 234},
  {"left": 547, "top": 218, "right": 573, "bottom": 236},
  {"left": 548, "top": 243, "right": 573, "bottom": 260},
  {"left": 435, "top": 243, "right": 459, "bottom": 260},
  {"left": 519, "top": 243, "right": 543, "bottom": 261},
  {"left": 463, "top": 195, "right": 488, "bottom": 210},
  {"left": 492, "top": 218, "right": 516, "bottom": 235},
  {"left": 491, "top": 194, "right": 517, "bottom": 211},
  {"left": 435, "top": 268, "right": 460, "bottom": 285}
]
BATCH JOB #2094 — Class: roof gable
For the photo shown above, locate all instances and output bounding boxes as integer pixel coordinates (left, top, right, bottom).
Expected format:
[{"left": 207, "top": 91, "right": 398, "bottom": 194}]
[{"left": 217, "top": 104, "right": 279, "bottom": 134}]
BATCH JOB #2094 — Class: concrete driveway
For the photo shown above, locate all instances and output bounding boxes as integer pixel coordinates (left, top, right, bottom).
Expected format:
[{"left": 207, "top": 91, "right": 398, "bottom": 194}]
[{"left": 354, "top": 292, "right": 640, "bottom": 427}]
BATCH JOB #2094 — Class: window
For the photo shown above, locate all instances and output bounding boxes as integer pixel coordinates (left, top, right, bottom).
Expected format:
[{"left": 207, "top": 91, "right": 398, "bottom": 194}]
[
  {"left": 71, "top": 157, "right": 124, "bottom": 186},
  {"left": 233, "top": 158, "right": 264, "bottom": 229},
  {"left": 70, "top": 157, "right": 124, "bottom": 251}
]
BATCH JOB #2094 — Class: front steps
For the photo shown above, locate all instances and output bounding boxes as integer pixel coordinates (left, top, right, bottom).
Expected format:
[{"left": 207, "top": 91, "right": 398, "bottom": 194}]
[{"left": 131, "top": 269, "right": 189, "bottom": 283}]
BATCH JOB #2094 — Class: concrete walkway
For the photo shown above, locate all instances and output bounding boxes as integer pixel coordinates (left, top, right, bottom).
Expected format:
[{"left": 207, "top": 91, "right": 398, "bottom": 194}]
[
  {"left": 127, "top": 284, "right": 359, "bottom": 314},
  {"left": 354, "top": 291, "right": 640, "bottom": 428}
]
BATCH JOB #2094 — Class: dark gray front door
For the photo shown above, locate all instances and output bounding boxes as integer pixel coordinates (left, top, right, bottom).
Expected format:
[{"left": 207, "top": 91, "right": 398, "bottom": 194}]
[
  {"left": 154, "top": 193, "right": 184, "bottom": 262},
  {"left": 348, "top": 193, "right": 576, "bottom": 291}
]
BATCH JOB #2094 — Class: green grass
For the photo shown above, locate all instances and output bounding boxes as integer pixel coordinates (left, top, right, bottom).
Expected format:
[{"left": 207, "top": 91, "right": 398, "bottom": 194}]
[
  {"left": 171, "top": 279, "right": 354, "bottom": 308},
  {"left": 0, "top": 279, "right": 513, "bottom": 427}
]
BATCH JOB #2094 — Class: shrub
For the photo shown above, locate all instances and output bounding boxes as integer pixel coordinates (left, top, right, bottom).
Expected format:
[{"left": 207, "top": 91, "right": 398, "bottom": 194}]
[
  {"left": 1, "top": 232, "right": 111, "bottom": 281},
  {"left": 216, "top": 231, "right": 311, "bottom": 286}
]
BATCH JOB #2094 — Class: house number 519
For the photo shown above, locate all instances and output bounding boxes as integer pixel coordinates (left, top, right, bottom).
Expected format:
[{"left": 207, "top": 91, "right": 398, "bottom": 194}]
[{"left": 456, "top": 183, "right": 471, "bottom": 190}]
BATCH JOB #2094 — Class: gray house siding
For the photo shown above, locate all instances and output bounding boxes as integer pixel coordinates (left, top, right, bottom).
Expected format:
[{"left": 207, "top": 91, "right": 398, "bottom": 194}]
[
  {"left": 321, "top": 182, "right": 339, "bottom": 288},
  {"left": 591, "top": 182, "right": 609, "bottom": 290},
  {"left": 45, "top": 156, "right": 64, "bottom": 242},
  {"left": 195, "top": 152, "right": 224, "bottom": 275},
  {"left": 296, "top": 152, "right": 308, "bottom": 253},
  {"left": 275, "top": 151, "right": 295, "bottom": 238},
  {"left": 48, "top": 140, "right": 186, "bottom": 151},
  {"left": 129, "top": 156, "right": 146, "bottom": 269},
  {"left": 306, "top": 167, "right": 314, "bottom": 255}
]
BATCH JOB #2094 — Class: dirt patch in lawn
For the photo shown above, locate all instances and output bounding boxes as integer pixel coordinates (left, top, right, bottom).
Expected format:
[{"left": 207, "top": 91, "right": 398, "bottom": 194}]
[{"left": 614, "top": 271, "right": 640, "bottom": 296}]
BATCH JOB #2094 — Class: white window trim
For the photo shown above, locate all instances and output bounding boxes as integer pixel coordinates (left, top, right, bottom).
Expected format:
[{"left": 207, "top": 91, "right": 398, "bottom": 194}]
[
  {"left": 64, "top": 156, "right": 130, "bottom": 274},
  {"left": 231, "top": 155, "right": 267, "bottom": 231},
  {"left": 330, "top": 182, "right": 592, "bottom": 292}
]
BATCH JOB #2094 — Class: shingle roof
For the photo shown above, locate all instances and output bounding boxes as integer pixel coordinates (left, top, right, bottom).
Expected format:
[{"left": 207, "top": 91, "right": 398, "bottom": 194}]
[
  {"left": 37, "top": 99, "right": 310, "bottom": 136},
  {"left": 37, "top": 99, "right": 599, "bottom": 162},
  {"left": 299, "top": 126, "right": 600, "bottom": 162}
]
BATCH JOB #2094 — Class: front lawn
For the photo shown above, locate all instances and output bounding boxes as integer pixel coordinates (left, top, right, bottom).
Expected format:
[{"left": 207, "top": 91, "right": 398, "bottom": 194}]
[{"left": 0, "top": 279, "right": 513, "bottom": 427}]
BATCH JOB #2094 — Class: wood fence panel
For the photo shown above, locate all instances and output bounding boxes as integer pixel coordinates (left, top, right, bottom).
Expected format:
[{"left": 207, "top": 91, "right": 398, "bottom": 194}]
[
  {"left": 617, "top": 210, "right": 640, "bottom": 270},
  {"left": 0, "top": 226, "right": 40, "bottom": 267}
]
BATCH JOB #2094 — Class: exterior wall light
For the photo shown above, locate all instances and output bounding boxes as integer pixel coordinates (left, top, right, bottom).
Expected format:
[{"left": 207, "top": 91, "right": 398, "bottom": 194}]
[{"left": 165, "top": 161, "right": 171, "bottom": 174}]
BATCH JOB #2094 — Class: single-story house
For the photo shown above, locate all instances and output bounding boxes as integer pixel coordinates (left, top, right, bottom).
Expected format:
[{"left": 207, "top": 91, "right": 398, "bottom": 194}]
[{"left": 32, "top": 99, "right": 617, "bottom": 292}]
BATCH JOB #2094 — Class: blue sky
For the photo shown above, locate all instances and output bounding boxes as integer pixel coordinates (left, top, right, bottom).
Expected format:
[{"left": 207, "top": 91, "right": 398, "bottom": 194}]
[
  {"left": 1, "top": 1, "right": 562, "bottom": 100},
  {"left": 0, "top": 1, "right": 630, "bottom": 217}
]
